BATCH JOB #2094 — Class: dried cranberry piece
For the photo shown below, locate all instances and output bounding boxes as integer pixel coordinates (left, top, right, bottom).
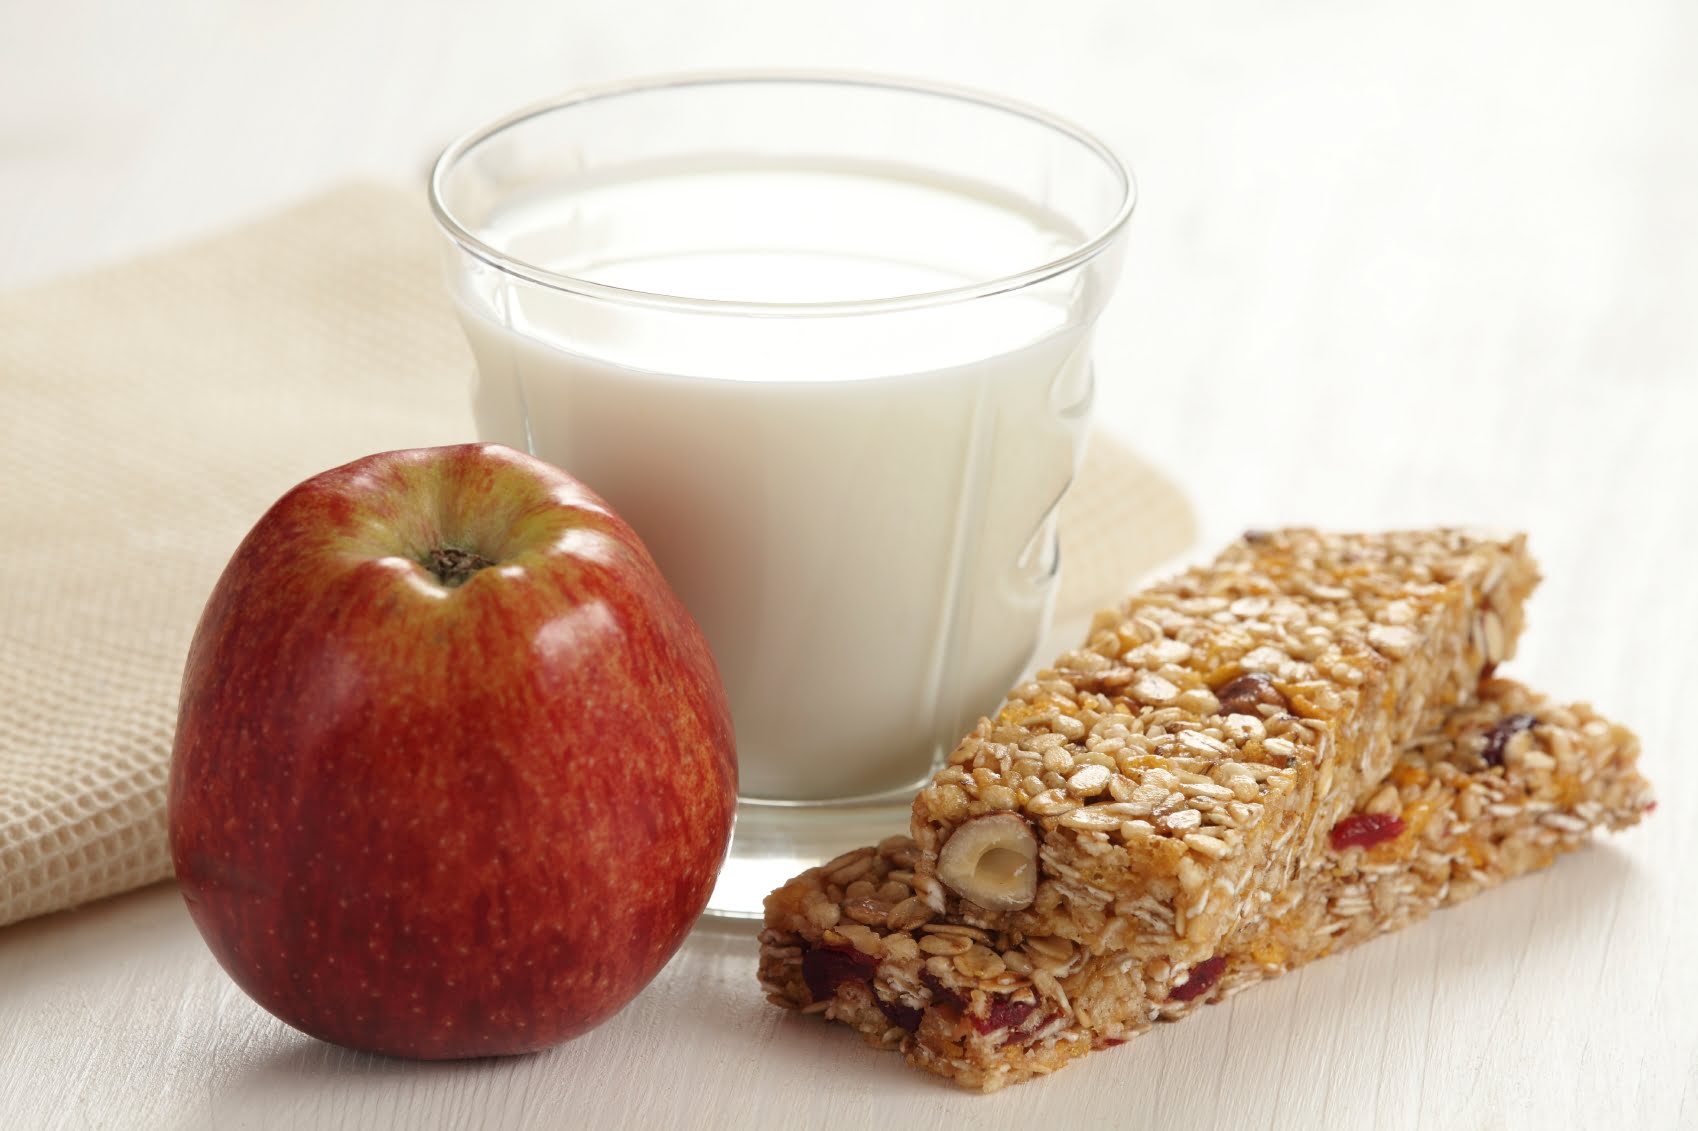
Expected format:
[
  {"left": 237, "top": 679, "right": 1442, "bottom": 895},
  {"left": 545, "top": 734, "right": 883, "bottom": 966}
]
[
  {"left": 876, "top": 997, "right": 923, "bottom": 1033},
  {"left": 971, "top": 997, "right": 1038, "bottom": 1035},
  {"left": 1330, "top": 812, "right": 1405, "bottom": 851},
  {"left": 1214, "top": 671, "right": 1288, "bottom": 716},
  {"left": 920, "top": 971, "right": 964, "bottom": 1010},
  {"left": 1481, "top": 713, "right": 1537, "bottom": 767},
  {"left": 801, "top": 945, "right": 876, "bottom": 1003},
  {"left": 1169, "top": 955, "right": 1227, "bottom": 1002},
  {"left": 1001, "top": 1010, "right": 1063, "bottom": 1048}
]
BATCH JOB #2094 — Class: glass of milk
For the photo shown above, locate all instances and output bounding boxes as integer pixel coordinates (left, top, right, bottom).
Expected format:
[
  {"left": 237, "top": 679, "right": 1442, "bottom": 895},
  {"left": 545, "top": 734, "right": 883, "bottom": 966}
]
[{"left": 430, "top": 73, "right": 1133, "bottom": 917}]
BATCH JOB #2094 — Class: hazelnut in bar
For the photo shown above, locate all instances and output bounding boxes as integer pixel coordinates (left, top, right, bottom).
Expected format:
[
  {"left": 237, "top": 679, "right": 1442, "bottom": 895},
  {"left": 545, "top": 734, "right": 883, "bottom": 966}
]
[
  {"left": 910, "top": 529, "right": 1538, "bottom": 961},
  {"left": 760, "top": 679, "right": 1653, "bottom": 1091}
]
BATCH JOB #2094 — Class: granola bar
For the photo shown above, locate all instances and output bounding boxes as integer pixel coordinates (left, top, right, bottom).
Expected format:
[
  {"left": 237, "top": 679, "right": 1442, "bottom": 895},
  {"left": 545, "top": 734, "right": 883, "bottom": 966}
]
[
  {"left": 760, "top": 679, "right": 1653, "bottom": 1091},
  {"left": 910, "top": 529, "right": 1538, "bottom": 959}
]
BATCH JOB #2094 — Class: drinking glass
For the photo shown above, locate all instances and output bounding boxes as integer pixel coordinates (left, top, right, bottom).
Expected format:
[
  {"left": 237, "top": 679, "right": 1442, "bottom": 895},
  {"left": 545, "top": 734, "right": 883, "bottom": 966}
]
[{"left": 430, "top": 72, "right": 1133, "bottom": 917}]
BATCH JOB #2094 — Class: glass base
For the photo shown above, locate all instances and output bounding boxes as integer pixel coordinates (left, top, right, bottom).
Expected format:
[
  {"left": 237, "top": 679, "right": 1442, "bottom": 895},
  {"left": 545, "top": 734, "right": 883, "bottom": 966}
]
[{"left": 703, "top": 784, "right": 926, "bottom": 920}]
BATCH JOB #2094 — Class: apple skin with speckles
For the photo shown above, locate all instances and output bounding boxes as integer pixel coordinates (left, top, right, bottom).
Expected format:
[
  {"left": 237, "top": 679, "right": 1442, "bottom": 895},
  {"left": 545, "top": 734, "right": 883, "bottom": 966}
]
[{"left": 168, "top": 443, "right": 736, "bottom": 1059}]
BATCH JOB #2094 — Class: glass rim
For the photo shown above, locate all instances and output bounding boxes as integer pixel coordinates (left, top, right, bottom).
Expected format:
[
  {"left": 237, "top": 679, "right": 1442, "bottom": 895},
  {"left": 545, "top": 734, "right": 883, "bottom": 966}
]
[{"left": 427, "top": 69, "right": 1136, "bottom": 317}]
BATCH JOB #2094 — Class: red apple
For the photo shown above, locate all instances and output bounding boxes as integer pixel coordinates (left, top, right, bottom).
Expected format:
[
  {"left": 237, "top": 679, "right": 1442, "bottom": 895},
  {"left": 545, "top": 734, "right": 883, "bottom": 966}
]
[{"left": 168, "top": 443, "right": 736, "bottom": 1058}]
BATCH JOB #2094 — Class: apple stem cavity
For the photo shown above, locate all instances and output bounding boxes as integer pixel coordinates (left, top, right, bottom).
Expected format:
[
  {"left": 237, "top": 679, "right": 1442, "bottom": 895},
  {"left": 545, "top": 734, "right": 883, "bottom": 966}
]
[{"left": 425, "top": 546, "right": 496, "bottom": 588}]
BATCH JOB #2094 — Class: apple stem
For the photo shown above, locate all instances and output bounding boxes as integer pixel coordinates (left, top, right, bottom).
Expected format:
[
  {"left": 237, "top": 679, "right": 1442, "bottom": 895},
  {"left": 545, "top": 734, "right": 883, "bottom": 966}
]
[{"left": 425, "top": 546, "right": 495, "bottom": 588}]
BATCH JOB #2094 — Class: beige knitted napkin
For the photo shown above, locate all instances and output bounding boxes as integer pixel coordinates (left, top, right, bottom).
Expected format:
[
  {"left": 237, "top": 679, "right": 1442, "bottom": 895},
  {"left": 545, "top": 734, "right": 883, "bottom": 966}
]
[{"left": 0, "top": 184, "right": 1195, "bottom": 928}]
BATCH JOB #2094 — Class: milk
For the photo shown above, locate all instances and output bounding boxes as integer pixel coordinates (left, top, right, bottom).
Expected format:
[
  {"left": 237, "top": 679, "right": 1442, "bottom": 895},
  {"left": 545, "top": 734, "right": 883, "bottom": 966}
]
[{"left": 452, "top": 158, "right": 1097, "bottom": 800}]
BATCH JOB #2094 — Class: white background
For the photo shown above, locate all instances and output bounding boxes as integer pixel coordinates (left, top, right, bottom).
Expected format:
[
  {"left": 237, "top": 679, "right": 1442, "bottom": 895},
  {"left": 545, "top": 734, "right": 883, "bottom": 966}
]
[{"left": 2, "top": 1, "right": 1695, "bottom": 1128}]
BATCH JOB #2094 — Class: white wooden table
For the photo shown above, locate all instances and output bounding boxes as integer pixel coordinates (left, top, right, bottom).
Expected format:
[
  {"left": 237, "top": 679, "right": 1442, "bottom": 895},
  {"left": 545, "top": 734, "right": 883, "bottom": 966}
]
[{"left": 2, "top": 1, "right": 1694, "bottom": 1127}]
